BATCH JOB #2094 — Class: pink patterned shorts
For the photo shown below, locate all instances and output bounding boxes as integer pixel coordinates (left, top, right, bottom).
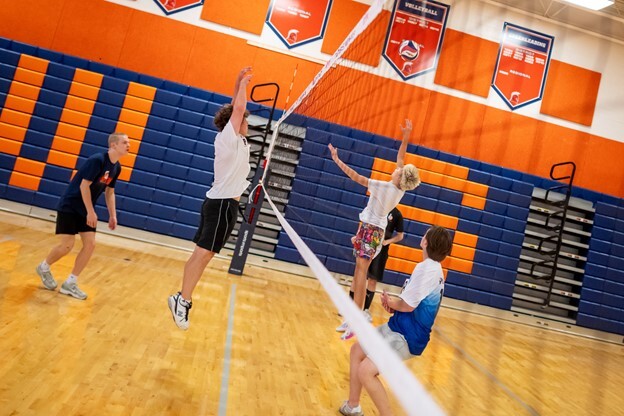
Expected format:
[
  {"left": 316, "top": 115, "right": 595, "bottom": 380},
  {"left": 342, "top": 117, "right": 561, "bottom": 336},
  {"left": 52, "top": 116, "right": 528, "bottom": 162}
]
[{"left": 352, "top": 222, "right": 384, "bottom": 260}]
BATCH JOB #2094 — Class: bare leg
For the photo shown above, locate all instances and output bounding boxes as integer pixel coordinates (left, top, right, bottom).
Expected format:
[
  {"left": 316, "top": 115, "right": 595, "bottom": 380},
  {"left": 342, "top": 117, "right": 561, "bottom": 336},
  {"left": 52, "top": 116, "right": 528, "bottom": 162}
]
[
  {"left": 352, "top": 257, "right": 372, "bottom": 310},
  {"left": 347, "top": 342, "right": 367, "bottom": 407},
  {"left": 72, "top": 232, "right": 96, "bottom": 276},
  {"left": 181, "top": 245, "right": 215, "bottom": 300},
  {"left": 45, "top": 234, "right": 75, "bottom": 265},
  {"left": 359, "top": 358, "right": 393, "bottom": 416},
  {"left": 367, "top": 278, "right": 377, "bottom": 292}
]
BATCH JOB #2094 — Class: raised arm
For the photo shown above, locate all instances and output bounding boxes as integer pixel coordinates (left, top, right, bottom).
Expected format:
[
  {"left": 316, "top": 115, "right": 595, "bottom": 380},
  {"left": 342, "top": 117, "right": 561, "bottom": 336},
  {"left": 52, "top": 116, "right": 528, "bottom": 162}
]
[
  {"left": 230, "top": 67, "right": 252, "bottom": 135},
  {"left": 328, "top": 144, "right": 369, "bottom": 187},
  {"left": 396, "top": 119, "right": 412, "bottom": 168}
]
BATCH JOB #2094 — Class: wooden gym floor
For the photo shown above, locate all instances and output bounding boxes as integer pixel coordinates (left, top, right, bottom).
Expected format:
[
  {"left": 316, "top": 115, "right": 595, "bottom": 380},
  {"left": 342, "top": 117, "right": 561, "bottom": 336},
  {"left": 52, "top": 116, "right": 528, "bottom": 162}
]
[{"left": 0, "top": 210, "right": 622, "bottom": 416}]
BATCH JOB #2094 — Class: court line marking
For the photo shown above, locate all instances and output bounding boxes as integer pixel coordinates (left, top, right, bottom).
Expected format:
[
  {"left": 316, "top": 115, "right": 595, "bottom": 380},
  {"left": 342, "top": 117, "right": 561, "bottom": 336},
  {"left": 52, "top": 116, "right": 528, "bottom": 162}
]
[
  {"left": 218, "top": 283, "right": 237, "bottom": 416},
  {"left": 434, "top": 327, "right": 539, "bottom": 416}
]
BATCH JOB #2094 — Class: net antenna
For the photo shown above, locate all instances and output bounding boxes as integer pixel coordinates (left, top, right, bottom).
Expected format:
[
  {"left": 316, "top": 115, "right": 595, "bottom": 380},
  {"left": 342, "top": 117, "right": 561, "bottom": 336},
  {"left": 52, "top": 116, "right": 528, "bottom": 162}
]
[{"left": 260, "top": 0, "right": 446, "bottom": 414}]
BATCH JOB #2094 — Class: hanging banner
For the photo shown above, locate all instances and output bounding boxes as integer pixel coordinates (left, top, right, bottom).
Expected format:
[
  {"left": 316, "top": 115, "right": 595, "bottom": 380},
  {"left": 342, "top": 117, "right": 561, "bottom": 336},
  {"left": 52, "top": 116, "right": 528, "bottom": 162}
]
[
  {"left": 492, "top": 23, "right": 554, "bottom": 110},
  {"left": 152, "top": 0, "right": 204, "bottom": 15},
  {"left": 382, "top": 0, "right": 450, "bottom": 80},
  {"left": 265, "top": 0, "right": 333, "bottom": 49}
]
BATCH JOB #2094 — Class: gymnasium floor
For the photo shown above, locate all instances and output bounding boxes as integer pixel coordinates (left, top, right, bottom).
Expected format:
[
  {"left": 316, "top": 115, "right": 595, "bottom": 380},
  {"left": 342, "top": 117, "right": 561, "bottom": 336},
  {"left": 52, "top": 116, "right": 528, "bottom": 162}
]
[{"left": 0, "top": 209, "right": 622, "bottom": 415}]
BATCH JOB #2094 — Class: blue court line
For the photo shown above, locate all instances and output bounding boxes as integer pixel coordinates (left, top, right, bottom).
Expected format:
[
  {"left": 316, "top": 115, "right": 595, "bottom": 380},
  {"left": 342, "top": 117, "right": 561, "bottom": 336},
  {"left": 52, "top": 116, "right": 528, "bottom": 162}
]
[
  {"left": 218, "top": 283, "right": 236, "bottom": 416},
  {"left": 434, "top": 328, "right": 539, "bottom": 416}
]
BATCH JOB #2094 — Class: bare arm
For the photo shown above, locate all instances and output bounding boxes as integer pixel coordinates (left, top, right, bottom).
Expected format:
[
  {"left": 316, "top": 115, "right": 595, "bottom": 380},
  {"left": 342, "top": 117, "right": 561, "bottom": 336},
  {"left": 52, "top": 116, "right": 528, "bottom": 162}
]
[
  {"left": 80, "top": 179, "right": 97, "bottom": 228},
  {"left": 396, "top": 119, "right": 412, "bottom": 168},
  {"left": 328, "top": 144, "right": 369, "bottom": 187},
  {"left": 383, "top": 231, "right": 404, "bottom": 246},
  {"left": 230, "top": 68, "right": 252, "bottom": 136},
  {"left": 381, "top": 290, "right": 416, "bottom": 313},
  {"left": 105, "top": 187, "right": 117, "bottom": 230}
]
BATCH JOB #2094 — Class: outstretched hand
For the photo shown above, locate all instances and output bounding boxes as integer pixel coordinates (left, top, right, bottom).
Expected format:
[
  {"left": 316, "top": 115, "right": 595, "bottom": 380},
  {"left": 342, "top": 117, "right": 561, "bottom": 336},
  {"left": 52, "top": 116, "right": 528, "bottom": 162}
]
[
  {"left": 328, "top": 143, "right": 340, "bottom": 162},
  {"left": 400, "top": 119, "right": 412, "bottom": 138},
  {"left": 237, "top": 67, "right": 252, "bottom": 83}
]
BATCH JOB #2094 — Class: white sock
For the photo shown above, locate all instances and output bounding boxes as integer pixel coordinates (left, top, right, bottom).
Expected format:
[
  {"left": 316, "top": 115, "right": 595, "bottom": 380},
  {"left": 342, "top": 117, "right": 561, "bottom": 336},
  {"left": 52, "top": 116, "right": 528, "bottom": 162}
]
[
  {"left": 40, "top": 260, "right": 50, "bottom": 272},
  {"left": 65, "top": 274, "right": 78, "bottom": 285}
]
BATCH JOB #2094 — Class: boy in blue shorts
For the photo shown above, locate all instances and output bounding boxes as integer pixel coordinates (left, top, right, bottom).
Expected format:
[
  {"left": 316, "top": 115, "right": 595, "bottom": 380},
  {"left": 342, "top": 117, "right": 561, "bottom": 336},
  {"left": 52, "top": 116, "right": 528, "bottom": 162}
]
[{"left": 339, "top": 225, "right": 453, "bottom": 416}]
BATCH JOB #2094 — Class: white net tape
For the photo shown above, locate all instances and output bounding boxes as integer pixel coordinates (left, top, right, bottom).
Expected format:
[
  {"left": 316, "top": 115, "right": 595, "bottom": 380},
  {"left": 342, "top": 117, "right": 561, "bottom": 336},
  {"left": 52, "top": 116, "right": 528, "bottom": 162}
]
[{"left": 264, "top": 189, "right": 445, "bottom": 416}]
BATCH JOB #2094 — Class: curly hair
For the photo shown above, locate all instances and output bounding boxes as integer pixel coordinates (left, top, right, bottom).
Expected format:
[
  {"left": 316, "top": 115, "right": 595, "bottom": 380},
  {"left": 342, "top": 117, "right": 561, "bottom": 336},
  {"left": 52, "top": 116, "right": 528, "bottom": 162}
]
[
  {"left": 214, "top": 104, "right": 250, "bottom": 132},
  {"left": 399, "top": 164, "right": 421, "bottom": 191}
]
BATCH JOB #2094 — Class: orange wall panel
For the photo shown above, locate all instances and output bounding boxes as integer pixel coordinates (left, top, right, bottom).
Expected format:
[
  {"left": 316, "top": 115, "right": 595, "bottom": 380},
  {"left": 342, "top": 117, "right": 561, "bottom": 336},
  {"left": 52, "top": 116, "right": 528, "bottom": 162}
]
[
  {"left": 118, "top": 13, "right": 196, "bottom": 83},
  {"left": 541, "top": 60, "right": 601, "bottom": 126},
  {"left": 0, "top": 123, "right": 27, "bottom": 143},
  {"left": 0, "top": 0, "right": 66, "bottom": 49},
  {"left": 322, "top": 0, "right": 369, "bottom": 55},
  {"left": 51, "top": 0, "right": 132, "bottom": 66},
  {"left": 200, "top": 0, "right": 270, "bottom": 35},
  {"left": 434, "top": 29, "right": 498, "bottom": 98}
]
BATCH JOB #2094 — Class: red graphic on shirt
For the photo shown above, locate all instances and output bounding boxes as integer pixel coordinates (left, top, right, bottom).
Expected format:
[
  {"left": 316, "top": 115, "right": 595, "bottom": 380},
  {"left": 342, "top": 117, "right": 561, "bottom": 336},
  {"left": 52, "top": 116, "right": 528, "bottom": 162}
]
[{"left": 99, "top": 171, "right": 113, "bottom": 185}]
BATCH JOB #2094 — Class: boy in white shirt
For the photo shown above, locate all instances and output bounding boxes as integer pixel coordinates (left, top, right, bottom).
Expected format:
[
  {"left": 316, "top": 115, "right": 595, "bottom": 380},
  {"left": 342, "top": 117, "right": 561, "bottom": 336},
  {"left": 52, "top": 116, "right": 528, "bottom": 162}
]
[
  {"left": 329, "top": 119, "right": 421, "bottom": 340},
  {"left": 168, "top": 67, "right": 253, "bottom": 330},
  {"left": 339, "top": 225, "right": 453, "bottom": 416}
]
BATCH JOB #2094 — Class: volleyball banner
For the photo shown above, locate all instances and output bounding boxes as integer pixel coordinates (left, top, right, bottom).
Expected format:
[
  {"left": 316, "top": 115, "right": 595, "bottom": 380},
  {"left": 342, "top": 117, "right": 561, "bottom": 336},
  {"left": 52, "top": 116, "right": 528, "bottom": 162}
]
[
  {"left": 383, "top": 0, "right": 450, "bottom": 80},
  {"left": 265, "top": 0, "right": 334, "bottom": 49},
  {"left": 151, "top": 0, "right": 203, "bottom": 15},
  {"left": 492, "top": 23, "right": 554, "bottom": 110}
]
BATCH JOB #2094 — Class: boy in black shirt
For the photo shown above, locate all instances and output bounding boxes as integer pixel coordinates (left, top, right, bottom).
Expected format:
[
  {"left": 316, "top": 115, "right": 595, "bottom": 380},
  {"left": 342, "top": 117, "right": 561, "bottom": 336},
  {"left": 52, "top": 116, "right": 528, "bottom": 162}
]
[{"left": 36, "top": 132, "right": 130, "bottom": 300}]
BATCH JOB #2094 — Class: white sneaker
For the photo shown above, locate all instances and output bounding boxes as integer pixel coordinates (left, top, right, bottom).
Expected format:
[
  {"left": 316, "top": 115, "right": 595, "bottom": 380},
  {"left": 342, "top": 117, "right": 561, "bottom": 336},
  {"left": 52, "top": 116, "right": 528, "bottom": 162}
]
[
  {"left": 339, "top": 401, "right": 364, "bottom": 416},
  {"left": 36, "top": 264, "right": 57, "bottom": 290},
  {"left": 363, "top": 309, "right": 373, "bottom": 323},
  {"left": 341, "top": 329, "right": 355, "bottom": 341},
  {"left": 60, "top": 281, "right": 87, "bottom": 300},
  {"left": 168, "top": 292, "right": 192, "bottom": 330},
  {"left": 336, "top": 321, "right": 349, "bottom": 332}
]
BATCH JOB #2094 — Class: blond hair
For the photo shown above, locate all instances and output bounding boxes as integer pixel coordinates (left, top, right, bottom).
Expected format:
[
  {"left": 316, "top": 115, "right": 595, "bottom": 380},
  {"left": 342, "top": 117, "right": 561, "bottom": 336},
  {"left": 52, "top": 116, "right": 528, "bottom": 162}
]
[
  {"left": 108, "top": 132, "right": 127, "bottom": 146},
  {"left": 400, "top": 164, "right": 420, "bottom": 191}
]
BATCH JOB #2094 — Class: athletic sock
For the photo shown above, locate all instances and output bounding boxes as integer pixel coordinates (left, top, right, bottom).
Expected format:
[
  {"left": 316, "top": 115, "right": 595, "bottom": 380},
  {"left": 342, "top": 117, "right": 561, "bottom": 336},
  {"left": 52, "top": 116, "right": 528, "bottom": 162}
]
[
  {"left": 349, "top": 290, "right": 354, "bottom": 300},
  {"left": 364, "top": 289, "right": 375, "bottom": 310},
  {"left": 40, "top": 260, "right": 50, "bottom": 272},
  {"left": 65, "top": 274, "right": 78, "bottom": 285}
]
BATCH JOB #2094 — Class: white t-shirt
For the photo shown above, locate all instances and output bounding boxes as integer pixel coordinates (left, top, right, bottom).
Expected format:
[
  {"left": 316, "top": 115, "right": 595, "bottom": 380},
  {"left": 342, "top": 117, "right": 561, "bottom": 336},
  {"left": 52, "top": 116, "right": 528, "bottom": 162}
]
[
  {"left": 206, "top": 120, "right": 251, "bottom": 199},
  {"left": 359, "top": 179, "right": 405, "bottom": 229},
  {"left": 388, "top": 258, "right": 445, "bottom": 355}
]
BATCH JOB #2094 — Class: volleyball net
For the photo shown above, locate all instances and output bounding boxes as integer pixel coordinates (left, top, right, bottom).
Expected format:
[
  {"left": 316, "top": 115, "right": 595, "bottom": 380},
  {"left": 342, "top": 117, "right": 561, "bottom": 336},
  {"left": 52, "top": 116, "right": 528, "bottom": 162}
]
[{"left": 259, "top": 0, "right": 446, "bottom": 414}]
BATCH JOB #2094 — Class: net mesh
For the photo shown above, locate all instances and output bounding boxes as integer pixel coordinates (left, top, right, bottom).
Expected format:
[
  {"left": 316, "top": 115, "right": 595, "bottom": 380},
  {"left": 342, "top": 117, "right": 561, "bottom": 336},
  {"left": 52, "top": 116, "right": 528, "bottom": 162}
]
[{"left": 260, "top": 1, "right": 445, "bottom": 414}]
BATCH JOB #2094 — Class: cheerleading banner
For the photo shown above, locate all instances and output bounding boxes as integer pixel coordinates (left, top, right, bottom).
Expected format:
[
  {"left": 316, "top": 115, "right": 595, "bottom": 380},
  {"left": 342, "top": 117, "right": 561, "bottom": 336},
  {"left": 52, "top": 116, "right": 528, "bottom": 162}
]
[
  {"left": 151, "top": 0, "right": 203, "bottom": 15},
  {"left": 265, "top": 0, "right": 334, "bottom": 49},
  {"left": 382, "top": 0, "right": 450, "bottom": 80},
  {"left": 492, "top": 23, "right": 554, "bottom": 110}
]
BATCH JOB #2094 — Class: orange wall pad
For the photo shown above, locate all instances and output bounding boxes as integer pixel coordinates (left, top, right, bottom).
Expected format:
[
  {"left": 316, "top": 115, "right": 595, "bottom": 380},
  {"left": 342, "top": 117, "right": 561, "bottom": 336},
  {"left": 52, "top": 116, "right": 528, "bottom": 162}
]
[
  {"left": 200, "top": 0, "right": 270, "bottom": 35},
  {"left": 541, "top": 60, "right": 601, "bottom": 126}
]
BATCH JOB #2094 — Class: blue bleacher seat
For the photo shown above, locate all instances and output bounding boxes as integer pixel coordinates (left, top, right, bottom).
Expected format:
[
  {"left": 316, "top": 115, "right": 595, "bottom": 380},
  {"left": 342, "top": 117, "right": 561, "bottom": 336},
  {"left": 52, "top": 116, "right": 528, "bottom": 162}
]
[{"left": 46, "top": 62, "right": 75, "bottom": 80}]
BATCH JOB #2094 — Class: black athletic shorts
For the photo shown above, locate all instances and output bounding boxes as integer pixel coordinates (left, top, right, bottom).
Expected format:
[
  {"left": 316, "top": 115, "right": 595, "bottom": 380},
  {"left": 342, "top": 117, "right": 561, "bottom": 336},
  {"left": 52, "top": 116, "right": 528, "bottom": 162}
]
[
  {"left": 193, "top": 198, "right": 239, "bottom": 253},
  {"left": 55, "top": 211, "right": 96, "bottom": 235},
  {"left": 367, "top": 244, "right": 389, "bottom": 282}
]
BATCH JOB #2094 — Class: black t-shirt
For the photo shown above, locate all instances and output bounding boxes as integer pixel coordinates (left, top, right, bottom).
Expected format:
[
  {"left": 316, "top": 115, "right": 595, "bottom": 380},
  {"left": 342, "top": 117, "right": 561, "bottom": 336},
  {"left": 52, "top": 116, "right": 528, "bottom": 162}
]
[
  {"left": 57, "top": 152, "right": 121, "bottom": 216},
  {"left": 384, "top": 207, "right": 404, "bottom": 240}
]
